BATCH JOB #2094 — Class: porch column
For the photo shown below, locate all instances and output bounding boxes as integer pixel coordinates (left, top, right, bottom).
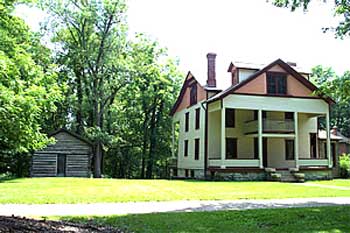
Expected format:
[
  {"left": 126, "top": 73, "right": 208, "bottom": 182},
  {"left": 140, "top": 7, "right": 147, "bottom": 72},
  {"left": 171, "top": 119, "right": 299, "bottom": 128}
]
[
  {"left": 294, "top": 112, "right": 299, "bottom": 168},
  {"left": 326, "top": 112, "right": 332, "bottom": 168},
  {"left": 171, "top": 122, "right": 175, "bottom": 159},
  {"left": 258, "top": 109, "right": 263, "bottom": 168},
  {"left": 221, "top": 107, "right": 226, "bottom": 168}
]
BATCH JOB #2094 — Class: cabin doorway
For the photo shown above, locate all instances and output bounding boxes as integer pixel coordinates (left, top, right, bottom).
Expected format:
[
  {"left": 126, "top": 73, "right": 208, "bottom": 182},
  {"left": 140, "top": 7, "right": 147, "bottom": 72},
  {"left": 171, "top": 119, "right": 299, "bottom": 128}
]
[{"left": 57, "top": 154, "right": 66, "bottom": 177}]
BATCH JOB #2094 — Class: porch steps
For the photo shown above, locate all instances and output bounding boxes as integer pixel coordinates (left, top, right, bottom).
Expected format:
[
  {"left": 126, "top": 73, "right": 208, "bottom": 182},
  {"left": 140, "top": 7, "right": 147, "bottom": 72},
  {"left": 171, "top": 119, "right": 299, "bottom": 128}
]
[
  {"left": 277, "top": 170, "right": 297, "bottom": 182},
  {"left": 265, "top": 168, "right": 305, "bottom": 182}
]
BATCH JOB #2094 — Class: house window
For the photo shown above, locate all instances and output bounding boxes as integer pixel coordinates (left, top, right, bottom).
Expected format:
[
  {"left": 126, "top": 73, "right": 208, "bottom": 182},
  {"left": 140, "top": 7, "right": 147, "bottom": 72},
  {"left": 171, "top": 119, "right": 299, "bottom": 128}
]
[
  {"left": 310, "top": 133, "right": 317, "bottom": 158},
  {"left": 184, "top": 140, "right": 188, "bottom": 157},
  {"left": 285, "top": 112, "right": 294, "bottom": 120},
  {"left": 190, "top": 170, "right": 195, "bottom": 178},
  {"left": 226, "top": 138, "right": 237, "bottom": 159},
  {"left": 185, "top": 169, "right": 189, "bottom": 177},
  {"left": 190, "top": 84, "right": 197, "bottom": 106},
  {"left": 225, "top": 108, "right": 235, "bottom": 128},
  {"left": 254, "top": 138, "right": 259, "bottom": 159},
  {"left": 185, "top": 112, "right": 189, "bottom": 132},
  {"left": 285, "top": 140, "right": 295, "bottom": 160},
  {"left": 194, "top": 138, "right": 200, "bottom": 160},
  {"left": 195, "top": 108, "right": 200, "bottom": 129},
  {"left": 267, "top": 72, "right": 287, "bottom": 95}
]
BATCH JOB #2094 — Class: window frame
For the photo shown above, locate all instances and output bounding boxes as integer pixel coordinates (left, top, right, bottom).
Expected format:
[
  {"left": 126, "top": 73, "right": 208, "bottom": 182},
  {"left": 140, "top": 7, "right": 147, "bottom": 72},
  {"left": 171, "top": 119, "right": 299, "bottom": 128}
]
[
  {"left": 194, "top": 138, "right": 200, "bottom": 160},
  {"left": 226, "top": 138, "right": 238, "bottom": 159},
  {"left": 285, "top": 139, "right": 295, "bottom": 160},
  {"left": 189, "top": 83, "right": 197, "bottom": 106},
  {"left": 225, "top": 108, "right": 235, "bottom": 128},
  {"left": 195, "top": 108, "right": 200, "bottom": 130},
  {"left": 184, "top": 140, "right": 188, "bottom": 157},
  {"left": 185, "top": 112, "right": 189, "bottom": 132},
  {"left": 266, "top": 72, "right": 287, "bottom": 95}
]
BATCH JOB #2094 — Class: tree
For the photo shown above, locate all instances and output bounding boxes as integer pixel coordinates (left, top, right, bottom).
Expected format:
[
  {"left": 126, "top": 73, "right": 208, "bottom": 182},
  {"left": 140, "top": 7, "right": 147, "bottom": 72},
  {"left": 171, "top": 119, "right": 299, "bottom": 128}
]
[
  {"left": 311, "top": 66, "right": 350, "bottom": 137},
  {"left": 0, "top": 0, "right": 62, "bottom": 176},
  {"left": 39, "top": 0, "right": 130, "bottom": 177},
  {"left": 273, "top": 0, "right": 350, "bottom": 38}
]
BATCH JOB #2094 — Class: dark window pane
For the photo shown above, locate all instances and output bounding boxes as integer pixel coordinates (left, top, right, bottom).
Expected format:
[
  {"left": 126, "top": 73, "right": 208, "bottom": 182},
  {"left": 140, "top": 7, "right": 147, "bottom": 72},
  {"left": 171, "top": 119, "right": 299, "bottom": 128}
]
[
  {"left": 285, "top": 112, "right": 294, "bottom": 120},
  {"left": 184, "top": 140, "right": 188, "bottom": 157},
  {"left": 225, "top": 108, "right": 235, "bottom": 128},
  {"left": 190, "top": 170, "right": 195, "bottom": 178},
  {"left": 185, "top": 169, "right": 189, "bottom": 177},
  {"left": 254, "top": 138, "right": 259, "bottom": 159},
  {"left": 194, "top": 138, "right": 200, "bottom": 160},
  {"left": 267, "top": 73, "right": 287, "bottom": 95},
  {"left": 310, "top": 133, "right": 317, "bottom": 158},
  {"left": 285, "top": 140, "right": 295, "bottom": 160},
  {"left": 190, "top": 84, "right": 197, "bottom": 105},
  {"left": 253, "top": 110, "right": 258, "bottom": 120},
  {"left": 195, "top": 108, "right": 200, "bottom": 129},
  {"left": 226, "top": 138, "right": 237, "bottom": 159},
  {"left": 185, "top": 112, "right": 189, "bottom": 132}
]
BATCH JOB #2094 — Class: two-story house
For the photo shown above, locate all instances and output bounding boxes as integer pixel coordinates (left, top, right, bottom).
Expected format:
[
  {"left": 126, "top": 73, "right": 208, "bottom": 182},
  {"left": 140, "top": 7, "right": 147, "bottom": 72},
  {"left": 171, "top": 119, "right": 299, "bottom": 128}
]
[{"left": 170, "top": 53, "right": 336, "bottom": 181}]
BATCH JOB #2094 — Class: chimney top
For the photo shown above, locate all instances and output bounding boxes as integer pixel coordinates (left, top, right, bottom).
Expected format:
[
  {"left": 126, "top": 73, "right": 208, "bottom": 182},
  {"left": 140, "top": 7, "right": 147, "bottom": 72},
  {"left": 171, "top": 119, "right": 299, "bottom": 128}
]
[
  {"left": 287, "top": 61, "right": 297, "bottom": 67},
  {"left": 206, "top": 52, "right": 217, "bottom": 87}
]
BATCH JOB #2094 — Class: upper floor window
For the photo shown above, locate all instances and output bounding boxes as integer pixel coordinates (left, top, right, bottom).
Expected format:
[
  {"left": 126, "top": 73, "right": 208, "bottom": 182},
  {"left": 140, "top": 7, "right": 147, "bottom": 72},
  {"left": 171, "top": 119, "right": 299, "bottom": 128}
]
[
  {"left": 225, "top": 108, "right": 235, "bottom": 128},
  {"left": 190, "top": 84, "right": 197, "bottom": 105},
  {"left": 185, "top": 112, "right": 189, "bottom": 132},
  {"left": 195, "top": 108, "right": 200, "bottom": 130},
  {"left": 267, "top": 72, "right": 287, "bottom": 95}
]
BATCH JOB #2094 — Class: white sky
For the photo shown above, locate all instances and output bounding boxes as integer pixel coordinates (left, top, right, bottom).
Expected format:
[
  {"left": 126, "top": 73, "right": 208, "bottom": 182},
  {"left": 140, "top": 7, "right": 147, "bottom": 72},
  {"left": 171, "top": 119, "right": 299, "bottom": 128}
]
[{"left": 15, "top": 0, "right": 350, "bottom": 88}]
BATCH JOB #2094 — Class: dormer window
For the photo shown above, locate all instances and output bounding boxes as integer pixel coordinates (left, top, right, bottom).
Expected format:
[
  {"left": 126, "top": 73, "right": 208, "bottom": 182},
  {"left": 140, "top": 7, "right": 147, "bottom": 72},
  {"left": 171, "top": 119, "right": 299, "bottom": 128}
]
[
  {"left": 190, "top": 84, "right": 197, "bottom": 105},
  {"left": 267, "top": 72, "right": 287, "bottom": 95}
]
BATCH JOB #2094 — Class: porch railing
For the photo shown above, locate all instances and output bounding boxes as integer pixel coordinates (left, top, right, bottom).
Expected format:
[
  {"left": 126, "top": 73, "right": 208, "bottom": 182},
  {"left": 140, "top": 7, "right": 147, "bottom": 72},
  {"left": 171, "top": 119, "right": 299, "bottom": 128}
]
[
  {"left": 299, "top": 158, "right": 329, "bottom": 167},
  {"left": 244, "top": 119, "right": 294, "bottom": 134},
  {"left": 208, "top": 159, "right": 260, "bottom": 167}
]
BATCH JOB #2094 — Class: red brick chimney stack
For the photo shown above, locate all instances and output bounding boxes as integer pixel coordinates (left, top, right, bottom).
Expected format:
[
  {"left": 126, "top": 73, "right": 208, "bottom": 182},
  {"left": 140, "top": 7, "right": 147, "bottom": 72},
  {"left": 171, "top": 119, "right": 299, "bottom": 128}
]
[{"left": 207, "top": 53, "right": 217, "bottom": 87}]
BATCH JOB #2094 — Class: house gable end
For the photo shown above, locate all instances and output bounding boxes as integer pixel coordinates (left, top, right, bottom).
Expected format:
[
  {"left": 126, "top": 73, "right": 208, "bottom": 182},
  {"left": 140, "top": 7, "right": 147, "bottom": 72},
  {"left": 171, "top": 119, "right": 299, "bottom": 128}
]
[{"left": 170, "top": 72, "right": 206, "bottom": 116}]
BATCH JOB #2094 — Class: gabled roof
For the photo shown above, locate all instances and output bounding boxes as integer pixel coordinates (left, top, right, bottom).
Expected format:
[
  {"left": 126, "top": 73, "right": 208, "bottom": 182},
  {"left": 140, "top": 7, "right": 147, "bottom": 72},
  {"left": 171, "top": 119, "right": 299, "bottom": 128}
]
[
  {"left": 170, "top": 71, "right": 197, "bottom": 116},
  {"left": 208, "top": 59, "right": 335, "bottom": 104},
  {"left": 49, "top": 128, "right": 93, "bottom": 146}
]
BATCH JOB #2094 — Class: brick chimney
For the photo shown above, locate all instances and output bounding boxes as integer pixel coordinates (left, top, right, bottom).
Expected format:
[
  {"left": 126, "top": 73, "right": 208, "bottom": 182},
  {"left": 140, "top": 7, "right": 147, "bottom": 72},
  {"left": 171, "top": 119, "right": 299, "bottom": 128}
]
[
  {"left": 227, "top": 62, "right": 238, "bottom": 86},
  {"left": 207, "top": 53, "right": 217, "bottom": 87}
]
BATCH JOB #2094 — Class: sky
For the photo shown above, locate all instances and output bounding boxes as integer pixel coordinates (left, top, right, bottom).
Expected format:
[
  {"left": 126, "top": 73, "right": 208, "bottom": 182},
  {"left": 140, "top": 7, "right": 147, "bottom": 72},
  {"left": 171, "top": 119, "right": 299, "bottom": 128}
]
[{"left": 15, "top": 0, "right": 350, "bottom": 88}]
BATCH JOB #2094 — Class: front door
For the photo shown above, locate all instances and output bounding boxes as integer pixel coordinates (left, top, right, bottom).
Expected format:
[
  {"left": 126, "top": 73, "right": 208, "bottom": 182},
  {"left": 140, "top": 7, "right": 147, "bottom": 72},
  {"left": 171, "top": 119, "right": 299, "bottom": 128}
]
[
  {"left": 57, "top": 154, "right": 66, "bottom": 177},
  {"left": 263, "top": 138, "right": 268, "bottom": 167}
]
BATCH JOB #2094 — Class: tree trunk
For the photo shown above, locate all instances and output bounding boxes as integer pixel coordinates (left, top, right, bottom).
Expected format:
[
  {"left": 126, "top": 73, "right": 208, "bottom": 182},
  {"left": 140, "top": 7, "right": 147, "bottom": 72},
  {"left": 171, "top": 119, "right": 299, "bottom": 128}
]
[{"left": 75, "top": 70, "right": 84, "bottom": 134}]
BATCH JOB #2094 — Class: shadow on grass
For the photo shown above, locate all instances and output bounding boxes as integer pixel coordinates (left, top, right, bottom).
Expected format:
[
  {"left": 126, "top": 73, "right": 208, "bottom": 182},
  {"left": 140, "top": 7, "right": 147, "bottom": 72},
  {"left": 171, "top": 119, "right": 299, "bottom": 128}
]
[{"left": 61, "top": 206, "right": 350, "bottom": 233}]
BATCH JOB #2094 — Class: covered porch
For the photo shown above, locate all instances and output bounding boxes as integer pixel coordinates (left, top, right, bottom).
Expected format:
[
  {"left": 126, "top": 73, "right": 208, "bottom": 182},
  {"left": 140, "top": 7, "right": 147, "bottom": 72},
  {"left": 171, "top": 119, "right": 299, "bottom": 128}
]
[{"left": 207, "top": 95, "right": 332, "bottom": 171}]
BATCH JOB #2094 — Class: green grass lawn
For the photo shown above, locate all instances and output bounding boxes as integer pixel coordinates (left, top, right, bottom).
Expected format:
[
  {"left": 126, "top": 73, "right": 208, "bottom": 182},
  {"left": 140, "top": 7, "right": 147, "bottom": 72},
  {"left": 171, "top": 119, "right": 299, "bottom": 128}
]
[
  {"left": 1, "top": 178, "right": 350, "bottom": 204},
  {"left": 60, "top": 206, "right": 350, "bottom": 233},
  {"left": 314, "top": 179, "right": 350, "bottom": 187}
]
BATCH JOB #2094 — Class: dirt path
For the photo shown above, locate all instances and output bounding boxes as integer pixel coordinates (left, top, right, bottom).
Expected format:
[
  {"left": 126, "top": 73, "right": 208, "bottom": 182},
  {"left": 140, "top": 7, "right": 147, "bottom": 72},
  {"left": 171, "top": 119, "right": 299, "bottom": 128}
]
[{"left": 1, "top": 197, "right": 350, "bottom": 217}]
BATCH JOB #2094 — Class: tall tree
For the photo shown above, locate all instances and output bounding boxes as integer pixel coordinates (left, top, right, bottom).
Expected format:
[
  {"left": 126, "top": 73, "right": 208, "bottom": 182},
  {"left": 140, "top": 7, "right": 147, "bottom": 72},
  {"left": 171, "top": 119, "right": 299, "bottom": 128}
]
[
  {"left": 39, "top": 0, "right": 130, "bottom": 177},
  {"left": 0, "top": 0, "right": 62, "bottom": 175},
  {"left": 311, "top": 66, "right": 350, "bottom": 136}
]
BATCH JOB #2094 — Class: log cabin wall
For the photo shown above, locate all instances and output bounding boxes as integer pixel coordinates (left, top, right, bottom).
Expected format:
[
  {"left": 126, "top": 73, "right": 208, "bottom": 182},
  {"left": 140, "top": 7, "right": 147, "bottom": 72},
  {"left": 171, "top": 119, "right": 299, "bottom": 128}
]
[{"left": 31, "top": 129, "right": 92, "bottom": 177}]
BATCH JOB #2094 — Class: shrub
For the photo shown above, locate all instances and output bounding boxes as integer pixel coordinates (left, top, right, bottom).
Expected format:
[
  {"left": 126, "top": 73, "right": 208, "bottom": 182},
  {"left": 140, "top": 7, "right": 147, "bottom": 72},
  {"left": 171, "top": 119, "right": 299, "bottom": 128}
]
[{"left": 339, "top": 154, "right": 350, "bottom": 178}]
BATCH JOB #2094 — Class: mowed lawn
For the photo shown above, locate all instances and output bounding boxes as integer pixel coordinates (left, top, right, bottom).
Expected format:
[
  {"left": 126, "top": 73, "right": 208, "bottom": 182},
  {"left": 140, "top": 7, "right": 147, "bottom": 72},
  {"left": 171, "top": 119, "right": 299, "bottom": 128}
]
[
  {"left": 61, "top": 206, "right": 350, "bottom": 233},
  {"left": 1, "top": 178, "right": 350, "bottom": 204}
]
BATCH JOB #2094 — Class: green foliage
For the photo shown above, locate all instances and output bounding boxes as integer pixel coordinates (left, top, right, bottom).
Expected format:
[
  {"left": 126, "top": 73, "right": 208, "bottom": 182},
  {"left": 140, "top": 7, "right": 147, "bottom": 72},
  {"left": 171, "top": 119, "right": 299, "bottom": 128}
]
[
  {"left": 311, "top": 66, "right": 350, "bottom": 136},
  {"left": 39, "top": 0, "right": 182, "bottom": 178},
  {"left": 339, "top": 154, "right": 350, "bottom": 178},
  {"left": 0, "top": 0, "right": 62, "bottom": 176},
  {"left": 273, "top": 0, "right": 350, "bottom": 38}
]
